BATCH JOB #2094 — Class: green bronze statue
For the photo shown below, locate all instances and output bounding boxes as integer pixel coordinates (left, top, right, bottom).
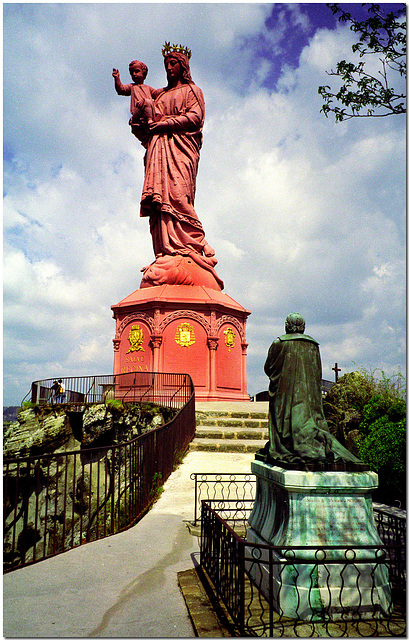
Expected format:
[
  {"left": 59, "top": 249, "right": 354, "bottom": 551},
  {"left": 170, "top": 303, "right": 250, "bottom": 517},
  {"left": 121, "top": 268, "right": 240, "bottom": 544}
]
[{"left": 259, "top": 313, "right": 368, "bottom": 471}]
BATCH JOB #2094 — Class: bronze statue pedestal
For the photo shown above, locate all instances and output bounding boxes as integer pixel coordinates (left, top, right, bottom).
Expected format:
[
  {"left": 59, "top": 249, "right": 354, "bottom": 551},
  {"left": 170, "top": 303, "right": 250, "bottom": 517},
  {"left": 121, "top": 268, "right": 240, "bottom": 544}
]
[{"left": 246, "top": 460, "right": 391, "bottom": 621}]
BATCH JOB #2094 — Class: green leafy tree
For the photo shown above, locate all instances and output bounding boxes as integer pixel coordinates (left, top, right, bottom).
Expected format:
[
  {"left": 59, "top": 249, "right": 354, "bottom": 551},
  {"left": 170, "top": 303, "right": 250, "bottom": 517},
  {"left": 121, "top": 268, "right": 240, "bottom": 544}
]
[
  {"left": 323, "top": 368, "right": 406, "bottom": 506},
  {"left": 357, "top": 395, "right": 406, "bottom": 505},
  {"left": 319, "top": 3, "right": 406, "bottom": 121},
  {"left": 323, "top": 370, "right": 378, "bottom": 448}
]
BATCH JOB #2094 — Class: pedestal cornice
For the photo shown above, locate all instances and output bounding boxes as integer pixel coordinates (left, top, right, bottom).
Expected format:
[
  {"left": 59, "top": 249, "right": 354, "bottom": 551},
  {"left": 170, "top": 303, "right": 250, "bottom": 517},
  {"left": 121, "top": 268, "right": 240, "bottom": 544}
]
[
  {"left": 111, "top": 284, "right": 251, "bottom": 317},
  {"left": 251, "top": 461, "right": 378, "bottom": 494}
]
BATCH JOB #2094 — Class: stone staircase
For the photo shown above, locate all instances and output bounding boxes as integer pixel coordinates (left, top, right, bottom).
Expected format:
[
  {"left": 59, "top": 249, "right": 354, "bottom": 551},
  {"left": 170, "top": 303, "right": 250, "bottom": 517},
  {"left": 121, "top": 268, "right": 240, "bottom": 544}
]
[{"left": 190, "top": 402, "right": 269, "bottom": 453}]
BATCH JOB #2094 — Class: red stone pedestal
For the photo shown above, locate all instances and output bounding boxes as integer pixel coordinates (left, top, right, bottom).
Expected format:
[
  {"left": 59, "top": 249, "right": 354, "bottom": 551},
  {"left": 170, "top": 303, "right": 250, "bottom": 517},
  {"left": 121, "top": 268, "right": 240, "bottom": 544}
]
[{"left": 111, "top": 285, "right": 251, "bottom": 401}]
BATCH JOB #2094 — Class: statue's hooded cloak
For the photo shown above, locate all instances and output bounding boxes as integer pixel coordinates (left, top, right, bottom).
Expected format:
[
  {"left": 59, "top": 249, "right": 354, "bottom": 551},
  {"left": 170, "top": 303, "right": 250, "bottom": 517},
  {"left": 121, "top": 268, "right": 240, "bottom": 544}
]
[{"left": 265, "top": 333, "right": 363, "bottom": 466}]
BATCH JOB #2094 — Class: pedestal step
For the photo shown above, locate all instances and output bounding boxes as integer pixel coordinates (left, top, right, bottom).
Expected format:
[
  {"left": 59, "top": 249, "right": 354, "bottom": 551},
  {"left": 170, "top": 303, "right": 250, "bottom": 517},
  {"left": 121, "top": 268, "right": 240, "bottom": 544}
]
[{"left": 196, "top": 416, "right": 268, "bottom": 428}]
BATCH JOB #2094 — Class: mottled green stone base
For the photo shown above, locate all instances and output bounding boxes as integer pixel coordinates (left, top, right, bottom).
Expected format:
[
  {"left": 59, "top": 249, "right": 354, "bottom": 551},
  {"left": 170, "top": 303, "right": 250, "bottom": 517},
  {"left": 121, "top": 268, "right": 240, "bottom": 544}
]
[
  {"left": 246, "top": 528, "right": 391, "bottom": 621},
  {"left": 248, "top": 461, "right": 381, "bottom": 547},
  {"left": 246, "top": 461, "right": 392, "bottom": 620}
]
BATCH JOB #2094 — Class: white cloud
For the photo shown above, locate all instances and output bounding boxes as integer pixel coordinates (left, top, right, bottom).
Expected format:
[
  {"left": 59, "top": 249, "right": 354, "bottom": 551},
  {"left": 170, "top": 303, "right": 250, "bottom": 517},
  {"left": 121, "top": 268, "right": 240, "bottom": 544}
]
[{"left": 3, "top": 4, "right": 406, "bottom": 404}]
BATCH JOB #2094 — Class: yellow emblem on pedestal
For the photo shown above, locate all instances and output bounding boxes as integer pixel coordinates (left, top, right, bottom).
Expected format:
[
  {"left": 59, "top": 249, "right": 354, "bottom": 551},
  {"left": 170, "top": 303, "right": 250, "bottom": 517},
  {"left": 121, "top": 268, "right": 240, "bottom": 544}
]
[
  {"left": 224, "top": 328, "right": 235, "bottom": 352},
  {"left": 126, "top": 324, "right": 145, "bottom": 353},
  {"left": 175, "top": 322, "right": 195, "bottom": 347}
]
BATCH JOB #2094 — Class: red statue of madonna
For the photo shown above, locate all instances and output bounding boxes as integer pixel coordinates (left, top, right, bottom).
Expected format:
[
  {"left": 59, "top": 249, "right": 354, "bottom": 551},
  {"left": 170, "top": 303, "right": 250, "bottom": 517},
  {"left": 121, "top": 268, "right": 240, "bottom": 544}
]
[
  {"left": 112, "top": 44, "right": 250, "bottom": 401},
  {"left": 114, "top": 43, "right": 223, "bottom": 290}
]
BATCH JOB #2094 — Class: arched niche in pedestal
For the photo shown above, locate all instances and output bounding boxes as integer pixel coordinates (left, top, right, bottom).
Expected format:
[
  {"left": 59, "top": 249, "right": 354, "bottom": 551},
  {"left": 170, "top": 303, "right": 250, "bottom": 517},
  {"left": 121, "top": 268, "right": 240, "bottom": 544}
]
[
  {"left": 115, "top": 316, "right": 153, "bottom": 375},
  {"left": 216, "top": 319, "right": 245, "bottom": 392},
  {"left": 161, "top": 316, "right": 209, "bottom": 391}
]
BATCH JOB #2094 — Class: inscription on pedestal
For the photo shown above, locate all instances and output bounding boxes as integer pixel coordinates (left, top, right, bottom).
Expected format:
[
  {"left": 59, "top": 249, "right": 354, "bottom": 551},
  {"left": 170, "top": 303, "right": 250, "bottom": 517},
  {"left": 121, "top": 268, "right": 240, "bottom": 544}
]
[{"left": 297, "top": 494, "right": 368, "bottom": 544}]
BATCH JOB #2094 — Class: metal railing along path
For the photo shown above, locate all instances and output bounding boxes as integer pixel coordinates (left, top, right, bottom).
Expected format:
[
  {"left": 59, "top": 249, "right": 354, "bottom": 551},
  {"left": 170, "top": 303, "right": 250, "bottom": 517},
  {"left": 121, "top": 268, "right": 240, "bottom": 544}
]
[
  {"left": 199, "top": 500, "right": 406, "bottom": 637},
  {"left": 23, "top": 371, "right": 193, "bottom": 410},
  {"left": 4, "top": 373, "right": 195, "bottom": 573},
  {"left": 190, "top": 472, "right": 256, "bottom": 525},
  {"left": 190, "top": 473, "right": 406, "bottom": 544}
]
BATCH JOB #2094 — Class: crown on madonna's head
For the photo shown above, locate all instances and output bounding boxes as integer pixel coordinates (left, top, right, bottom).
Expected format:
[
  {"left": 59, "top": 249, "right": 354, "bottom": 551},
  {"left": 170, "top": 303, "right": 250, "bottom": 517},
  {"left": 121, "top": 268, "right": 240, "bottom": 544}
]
[{"left": 162, "top": 41, "right": 192, "bottom": 59}]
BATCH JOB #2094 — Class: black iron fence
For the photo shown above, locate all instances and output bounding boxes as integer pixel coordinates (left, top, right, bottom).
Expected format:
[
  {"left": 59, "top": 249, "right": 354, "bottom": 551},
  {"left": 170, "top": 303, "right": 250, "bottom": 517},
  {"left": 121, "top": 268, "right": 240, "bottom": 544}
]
[
  {"left": 4, "top": 375, "right": 195, "bottom": 573},
  {"left": 191, "top": 473, "right": 406, "bottom": 547},
  {"left": 200, "top": 500, "right": 406, "bottom": 637},
  {"left": 24, "top": 371, "right": 193, "bottom": 409},
  {"left": 191, "top": 473, "right": 256, "bottom": 525}
]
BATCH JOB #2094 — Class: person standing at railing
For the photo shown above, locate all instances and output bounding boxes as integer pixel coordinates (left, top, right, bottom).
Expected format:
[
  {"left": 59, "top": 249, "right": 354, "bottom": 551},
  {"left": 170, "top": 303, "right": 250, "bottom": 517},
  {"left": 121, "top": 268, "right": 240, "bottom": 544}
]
[
  {"left": 56, "top": 379, "right": 66, "bottom": 403},
  {"left": 51, "top": 380, "right": 60, "bottom": 403}
]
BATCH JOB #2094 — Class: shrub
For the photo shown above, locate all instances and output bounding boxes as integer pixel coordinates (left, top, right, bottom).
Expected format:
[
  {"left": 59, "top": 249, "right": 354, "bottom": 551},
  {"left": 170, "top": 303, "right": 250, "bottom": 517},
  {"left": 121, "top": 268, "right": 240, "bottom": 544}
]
[
  {"left": 323, "top": 371, "right": 375, "bottom": 445},
  {"left": 357, "top": 415, "right": 406, "bottom": 506},
  {"left": 105, "top": 398, "right": 124, "bottom": 411},
  {"left": 21, "top": 401, "right": 39, "bottom": 411},
  {"left": 360, "top": 395, "right": 406, "bottom": 432},
  {"left": 323, "top": 368, "right": 406, "bottom": 507}
]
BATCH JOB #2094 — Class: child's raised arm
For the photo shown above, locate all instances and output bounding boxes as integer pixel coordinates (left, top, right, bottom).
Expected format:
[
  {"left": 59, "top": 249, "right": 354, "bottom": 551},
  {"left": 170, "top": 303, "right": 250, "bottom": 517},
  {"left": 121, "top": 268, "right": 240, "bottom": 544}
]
[{"left": 112, "top": 68, "right": 131, "bottom": 96}]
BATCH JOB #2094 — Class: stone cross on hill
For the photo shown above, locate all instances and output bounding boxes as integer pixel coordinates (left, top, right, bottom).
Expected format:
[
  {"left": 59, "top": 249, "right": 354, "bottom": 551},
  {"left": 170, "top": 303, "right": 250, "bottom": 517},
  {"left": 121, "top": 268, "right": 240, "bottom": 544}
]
[{"left": 332, "top": 362, "right": 341, "bottom": 382}]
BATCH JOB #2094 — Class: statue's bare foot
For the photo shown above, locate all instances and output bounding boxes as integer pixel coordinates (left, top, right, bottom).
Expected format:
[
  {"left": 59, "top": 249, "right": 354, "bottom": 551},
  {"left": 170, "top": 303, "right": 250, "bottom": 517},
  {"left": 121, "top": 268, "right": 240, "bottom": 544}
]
[{"left": 203, "top": 244, "right": 215, "bottom": 257}]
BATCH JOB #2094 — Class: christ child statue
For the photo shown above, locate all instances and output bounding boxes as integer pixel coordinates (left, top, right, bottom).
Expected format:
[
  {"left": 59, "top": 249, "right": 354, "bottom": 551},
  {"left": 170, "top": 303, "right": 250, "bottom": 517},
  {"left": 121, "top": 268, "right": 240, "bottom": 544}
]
[{"left": 112, "top": 60, "right": 157, "bottom": 146}]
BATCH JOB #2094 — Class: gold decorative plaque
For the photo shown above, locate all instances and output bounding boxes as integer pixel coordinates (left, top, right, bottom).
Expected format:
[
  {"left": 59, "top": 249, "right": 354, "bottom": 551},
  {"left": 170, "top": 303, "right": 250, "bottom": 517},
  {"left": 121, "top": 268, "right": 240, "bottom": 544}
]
[
  {"left": 126, "top": 324, "right": 145, "bottom": 353},
  {"left": 175, "top": 322, "right": 195, "bottom": 347},
  {"left": 224, "top": 328, "right": 235, "bottom": 352}
]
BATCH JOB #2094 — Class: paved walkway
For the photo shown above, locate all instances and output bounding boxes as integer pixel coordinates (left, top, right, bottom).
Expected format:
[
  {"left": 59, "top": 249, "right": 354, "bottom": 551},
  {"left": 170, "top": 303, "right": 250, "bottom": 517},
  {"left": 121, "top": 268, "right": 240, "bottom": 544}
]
[{"left": 3, "top": 449, "right": 255, "bottom": 638}]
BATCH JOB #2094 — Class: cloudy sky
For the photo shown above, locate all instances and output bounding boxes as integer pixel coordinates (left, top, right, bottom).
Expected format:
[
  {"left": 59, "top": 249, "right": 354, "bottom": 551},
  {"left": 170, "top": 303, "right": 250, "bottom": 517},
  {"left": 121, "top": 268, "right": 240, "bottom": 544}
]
[{"left": 4, "top": 3, "right": 406, "bottom": 406}]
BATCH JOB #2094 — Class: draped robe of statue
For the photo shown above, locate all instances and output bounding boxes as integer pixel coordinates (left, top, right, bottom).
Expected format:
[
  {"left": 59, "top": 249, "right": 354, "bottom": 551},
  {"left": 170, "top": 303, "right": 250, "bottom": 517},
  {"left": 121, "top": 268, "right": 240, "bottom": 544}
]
[
  {"left": 141, "top": 83, "right": 213, "bottom": 256},
  {"left": 264, "top": 333, "right": 364, "bottom": 468}
]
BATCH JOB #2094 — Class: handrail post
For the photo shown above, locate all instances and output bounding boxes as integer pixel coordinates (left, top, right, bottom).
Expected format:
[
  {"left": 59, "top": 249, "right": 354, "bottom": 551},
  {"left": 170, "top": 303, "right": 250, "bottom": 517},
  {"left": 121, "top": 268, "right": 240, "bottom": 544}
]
[
  {"left": 192, "top": 474, "right": 198, "bottom": 525},
  {"left": 269, "top": 545, "right": 274, "bottom": 637},
  {"left": 237, "top": 536, "right": 245, "bottom": 636},
  {"left": 21, "top": 460, "right": 30, "bottom": 566}
]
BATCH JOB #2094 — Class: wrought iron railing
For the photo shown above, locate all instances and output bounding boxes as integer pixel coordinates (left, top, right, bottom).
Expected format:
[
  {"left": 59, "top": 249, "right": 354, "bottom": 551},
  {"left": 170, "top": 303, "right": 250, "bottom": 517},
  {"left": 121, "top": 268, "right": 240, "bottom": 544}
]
[
  {"left": 190, "top": 472, "right": 256, "bottom": 524},
  {"left": 4, "top": 375, "right": 195, "bottom": 573},
  {"left": 190, "top": 473, "right": 407, "bottom": 546},
  {"left": 373, "top": 502, "right": 406, "bottom": 591},
  {"left": 23, "top": 371, "right": 193, "bottom": 409},
  {"left": 200, "top": 500, "right": 406, "bottom": 637}
]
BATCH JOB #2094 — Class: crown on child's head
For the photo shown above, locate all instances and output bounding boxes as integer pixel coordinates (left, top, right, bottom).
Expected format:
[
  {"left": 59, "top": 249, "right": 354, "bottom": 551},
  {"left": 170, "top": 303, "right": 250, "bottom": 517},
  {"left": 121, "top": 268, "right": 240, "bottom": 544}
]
[{"left": 162, "top": 41, "right": 192, "bottom": 59}]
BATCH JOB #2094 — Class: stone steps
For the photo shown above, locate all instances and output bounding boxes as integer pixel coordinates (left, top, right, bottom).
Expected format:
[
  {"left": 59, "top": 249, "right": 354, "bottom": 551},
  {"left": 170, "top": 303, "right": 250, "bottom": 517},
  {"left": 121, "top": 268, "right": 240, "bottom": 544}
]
[
  {"left": 189, "top": 438, "right": 263, "bottom": 453},
  {"left": 196, "top": 417, "right": 268, "bottom": 429},
  {"left": 195, "top": 427, "right": 268, "bottom": 440},
  {"left": 196, "top": 412, "right": 267, "bottom": 422},
  {"left": 191, "top": 404, "right": 269, "bottom": 453}
]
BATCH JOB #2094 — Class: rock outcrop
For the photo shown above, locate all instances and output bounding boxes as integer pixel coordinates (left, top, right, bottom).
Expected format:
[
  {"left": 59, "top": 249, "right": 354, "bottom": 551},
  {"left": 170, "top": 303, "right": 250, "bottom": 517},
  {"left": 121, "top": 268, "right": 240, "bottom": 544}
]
[
  {"left": 4, "top": 402, "right": 177, "bottom": 458},
  {"left": 3, "top": 406, "right": 72, "bottom": 458},
  {"left": 3, "top": 401, "right": 178, "bottom": 572}
]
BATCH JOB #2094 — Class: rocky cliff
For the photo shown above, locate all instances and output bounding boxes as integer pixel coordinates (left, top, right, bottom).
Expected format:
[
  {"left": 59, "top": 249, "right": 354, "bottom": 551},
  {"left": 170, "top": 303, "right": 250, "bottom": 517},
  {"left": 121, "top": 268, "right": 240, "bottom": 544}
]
[
  {"left": 4, "top": 401, "right": 178, "bottom": 571},
  {"left": 4, "top": 402, "right": 177, "bottom": 459}
]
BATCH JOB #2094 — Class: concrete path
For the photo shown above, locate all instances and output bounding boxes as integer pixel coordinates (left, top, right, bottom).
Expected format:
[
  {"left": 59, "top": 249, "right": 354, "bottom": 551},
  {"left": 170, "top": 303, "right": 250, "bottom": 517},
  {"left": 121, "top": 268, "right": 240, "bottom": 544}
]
[{"left": 3, "top": 449, "right": 255, "bottom": 638}]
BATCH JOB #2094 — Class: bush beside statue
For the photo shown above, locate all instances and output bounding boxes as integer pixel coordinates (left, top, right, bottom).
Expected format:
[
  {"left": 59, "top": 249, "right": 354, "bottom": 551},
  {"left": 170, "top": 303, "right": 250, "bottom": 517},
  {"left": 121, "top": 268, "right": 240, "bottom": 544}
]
[{"left": 323, "top": 368, "right": 406, "bottom": 507}]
